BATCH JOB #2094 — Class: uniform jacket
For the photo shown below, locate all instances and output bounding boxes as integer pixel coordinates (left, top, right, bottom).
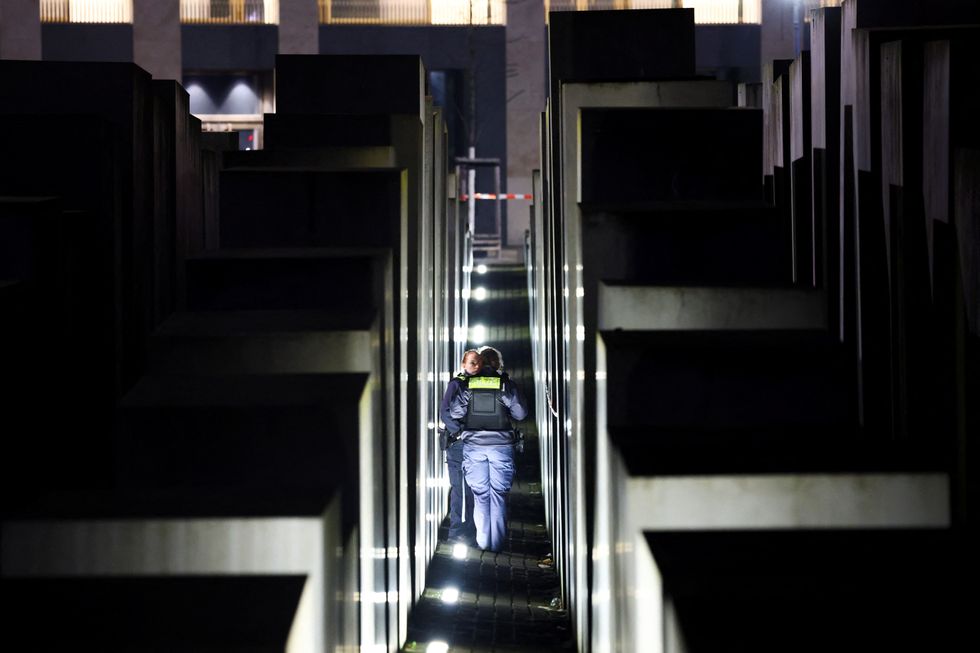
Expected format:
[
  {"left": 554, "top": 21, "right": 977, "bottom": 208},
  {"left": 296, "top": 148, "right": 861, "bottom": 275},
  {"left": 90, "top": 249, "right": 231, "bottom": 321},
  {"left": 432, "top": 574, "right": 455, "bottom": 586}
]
[{"left": 439, "top": 371, "right": 472, "bottom": 434}]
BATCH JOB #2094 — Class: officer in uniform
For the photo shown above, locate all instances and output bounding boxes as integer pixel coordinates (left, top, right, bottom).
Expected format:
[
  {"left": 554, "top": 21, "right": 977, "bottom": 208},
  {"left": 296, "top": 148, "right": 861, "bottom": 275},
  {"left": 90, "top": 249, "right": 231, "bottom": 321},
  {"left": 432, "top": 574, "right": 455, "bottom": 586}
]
[
  {"left": 448, "top": 346, "right": 527, "bottom": 552},
  {"left": 439, "top": 349, "right": 481, "bottom": 545}
]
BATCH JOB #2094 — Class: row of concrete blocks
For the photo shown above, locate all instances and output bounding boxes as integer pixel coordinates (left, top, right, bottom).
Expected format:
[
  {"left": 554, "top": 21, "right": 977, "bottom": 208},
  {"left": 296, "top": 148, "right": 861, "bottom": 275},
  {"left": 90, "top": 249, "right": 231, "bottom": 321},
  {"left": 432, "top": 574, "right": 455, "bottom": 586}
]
[
  {"left": 0, "top": 62, "right": 227, "bottom": 474},
  {"left": 1, "top": 54, "right": 470, "bottom": 653},
  {"left": 529, "top": 7, "right": 957, "bottom": 653},
  {"left": 761, "top": 0, "right": 980, "bottom": 440}
]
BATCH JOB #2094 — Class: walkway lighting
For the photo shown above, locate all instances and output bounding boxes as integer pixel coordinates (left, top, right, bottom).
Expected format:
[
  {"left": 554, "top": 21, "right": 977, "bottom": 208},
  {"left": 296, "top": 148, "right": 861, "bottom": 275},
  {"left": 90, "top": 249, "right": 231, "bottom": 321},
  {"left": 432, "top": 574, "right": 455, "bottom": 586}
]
[
  {"left": 452, "top": 543, "right": 468, "bottom": 559},
  {"left": 476, "top": 264, "right": 487, "bottom": 274},
  {"left": 426, "top": 642, "right": 450, "bottom": 653},
  {"left": 440, "top": 587, "right": 460, "bottom": 604},
  {"left": 469, "top": 324, "right": 487, "bottom": 344},
  {"left": 473, "top": 287, "right": 487, "bottom": 301}
]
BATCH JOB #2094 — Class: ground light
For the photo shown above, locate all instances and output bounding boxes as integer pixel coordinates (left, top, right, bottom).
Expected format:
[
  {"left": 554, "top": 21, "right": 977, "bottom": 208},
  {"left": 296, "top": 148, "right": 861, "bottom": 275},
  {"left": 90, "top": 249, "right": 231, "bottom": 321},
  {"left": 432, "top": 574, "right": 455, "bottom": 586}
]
[
  {"left": 426, "top": 642, "right": 449, "bottom": 653},
  {"left": 469, "top": 324, "right": 487, "bottom": 344},
  {"left": 441, "top": 587, "right": 460, "bottom": 604},
  {"left": 452, "top": 543, "right": 468, "bottom": 559}
]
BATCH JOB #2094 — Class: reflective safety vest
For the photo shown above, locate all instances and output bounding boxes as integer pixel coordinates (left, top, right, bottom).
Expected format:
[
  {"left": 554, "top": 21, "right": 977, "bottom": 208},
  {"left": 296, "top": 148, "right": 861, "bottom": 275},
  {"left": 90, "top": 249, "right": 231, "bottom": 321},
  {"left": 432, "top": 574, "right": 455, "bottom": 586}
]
[{"left": 459, "top": 372, "right": 512, "bottom": 431}]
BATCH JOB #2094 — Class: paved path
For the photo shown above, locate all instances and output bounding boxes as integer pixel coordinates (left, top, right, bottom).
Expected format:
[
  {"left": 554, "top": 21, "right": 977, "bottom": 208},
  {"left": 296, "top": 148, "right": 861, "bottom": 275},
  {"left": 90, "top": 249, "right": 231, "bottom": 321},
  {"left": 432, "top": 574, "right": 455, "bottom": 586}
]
[{"left": 404, "top": 264, "right": 573, "bottom": 652}]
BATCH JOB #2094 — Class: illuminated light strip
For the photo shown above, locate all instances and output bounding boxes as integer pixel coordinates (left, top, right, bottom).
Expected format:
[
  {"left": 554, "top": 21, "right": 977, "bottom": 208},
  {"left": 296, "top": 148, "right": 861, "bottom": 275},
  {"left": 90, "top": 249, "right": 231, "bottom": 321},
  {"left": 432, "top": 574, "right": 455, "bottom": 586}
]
[{"left": 460, "top": 193, "right": 533, "bottom": 200}]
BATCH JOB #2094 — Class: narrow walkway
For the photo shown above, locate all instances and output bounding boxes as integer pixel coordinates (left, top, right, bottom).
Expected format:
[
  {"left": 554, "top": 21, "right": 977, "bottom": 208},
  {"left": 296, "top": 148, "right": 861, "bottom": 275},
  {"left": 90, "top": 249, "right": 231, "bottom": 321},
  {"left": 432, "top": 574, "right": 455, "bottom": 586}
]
[{"left": 403, "top": 263, "right": 573, "bottom": 652}]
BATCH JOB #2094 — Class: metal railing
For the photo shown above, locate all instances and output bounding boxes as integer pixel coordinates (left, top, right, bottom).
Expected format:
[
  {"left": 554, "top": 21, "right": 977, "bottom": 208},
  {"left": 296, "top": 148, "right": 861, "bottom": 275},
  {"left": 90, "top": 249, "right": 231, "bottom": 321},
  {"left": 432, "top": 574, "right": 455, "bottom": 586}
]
[
  {"left": 40, "top": 0, "right": 132, "bottom": 23},
  {"left": 181, "top": 0, "right": 279, "bottom": 24},
  {"left": 547, "top": 0, "right": 763, "bottom": 24},
  {"left": 318, "top": 0, "right": 506, "bottom": 25}
]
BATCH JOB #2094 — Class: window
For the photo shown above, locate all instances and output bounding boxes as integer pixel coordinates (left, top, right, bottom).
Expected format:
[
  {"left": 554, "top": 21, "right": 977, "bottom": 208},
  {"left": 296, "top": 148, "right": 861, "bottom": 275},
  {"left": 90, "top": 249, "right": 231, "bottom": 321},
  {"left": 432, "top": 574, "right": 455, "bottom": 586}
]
[
  {"left": 318, "top": 0, "right": 506, "bottom": 26},
  {"left": 546, "top": 0, "right": 763, "bottom": 25},
  {"left": 40, "top": 0, "right": 133, "bottom": 23},
  {"left": 180, "top": 0, "right": 279, "bottom": 25}
]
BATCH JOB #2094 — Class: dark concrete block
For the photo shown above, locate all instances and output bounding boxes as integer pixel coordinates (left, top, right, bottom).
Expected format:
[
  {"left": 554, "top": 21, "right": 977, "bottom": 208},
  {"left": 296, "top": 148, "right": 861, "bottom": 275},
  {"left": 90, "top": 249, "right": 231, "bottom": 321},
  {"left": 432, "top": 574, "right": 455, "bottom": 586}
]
[
  {"left": 185, "top": 249, "right": 384, "bottom": 312},
  {"left": 3, "top": 576, "right": 305, "bottom": 651},
  {"left": 274, "top": 54, "right": 425, "bottom": 117},
  {"left": 924, "top": 38, "right": 980, "bottom": 273},
  {"left": 223, "top": 145, "right": 397, "bottom": 170},
  {"left": 147, "top": 310, "right": 378, "bottom": 376},
  {"left": 646, "top": 530, "right": 963, "bottom": 651},
  {"left": 581, "top": 206, "right": 792, "bottom": 286},
  {"left": 954, "top": 148, "right": 980, "bottom": 336},
  {"left": 737, "top": 82, "right": 762, "bottom": 108},
  {"left": 809, "top": 7, "right": 842, "bottom": 330},
  {"left": 0, "top": 60, "right": 152, "bottom": 134},
  {"left": 602, "top": 330, "right": 855, "bottom": 434},
  {"left": 219, "top": 169, "right": 404, "bottom": 249},
  {"left": 0, "top": 198, "right": 63, "bottom": 285},
  {"left": 549, "top": 9, "right": 695, "bottom": 83},
  {"left": 0, "top": 196, "right": 119, "bottom": 492},
  {"left": 116, "top": 373, "right": 367, "bottom": 498},
  {"left": 264, "top": 113, "right": 394, "bottom": 150},
  {"left": 199, "top": 130, "right": 233, "bottom": 256},
  {"left": 764, "top": 60, "right": 793, "bottom": 214},
  {"left": 790, "top": 52, "right": 813, "bottom": 285},
  {"left": 152, "top": 81, "right": 202, "bottom": 325},
  {"left": 0, "top": 61, "right": 157, "bottom": 393},
  {"left": 579, "top": 108, "right": 763, "bottom": 204},
  {"left": 201, "top": 131, "right": 240, "bottom": 151},
  {"left": 852, "top": 0, "right": 980, "bottom": 29}
]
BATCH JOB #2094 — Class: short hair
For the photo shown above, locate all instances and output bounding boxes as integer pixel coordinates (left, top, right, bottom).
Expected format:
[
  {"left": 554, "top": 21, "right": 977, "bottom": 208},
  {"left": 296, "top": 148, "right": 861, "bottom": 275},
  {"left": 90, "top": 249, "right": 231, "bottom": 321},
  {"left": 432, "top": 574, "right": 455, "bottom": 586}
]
[
  {"left": 461, "top": 348, "right": 481, "bottom": 365},
  {"left": 477, "top": 345, "right": 503, "bottom": 372}
]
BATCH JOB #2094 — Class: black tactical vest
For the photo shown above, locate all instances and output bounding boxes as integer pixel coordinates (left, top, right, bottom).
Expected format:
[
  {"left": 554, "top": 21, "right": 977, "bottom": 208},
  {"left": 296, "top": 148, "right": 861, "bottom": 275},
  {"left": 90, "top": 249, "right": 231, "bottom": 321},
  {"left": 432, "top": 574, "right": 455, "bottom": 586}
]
[{"left": 461, "top": 372, "right": 512, "bottom": 431}]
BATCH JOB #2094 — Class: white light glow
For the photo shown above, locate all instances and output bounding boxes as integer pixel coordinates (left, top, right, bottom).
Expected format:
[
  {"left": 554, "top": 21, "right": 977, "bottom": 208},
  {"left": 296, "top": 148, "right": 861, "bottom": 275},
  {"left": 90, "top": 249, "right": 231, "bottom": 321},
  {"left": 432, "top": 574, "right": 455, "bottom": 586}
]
[
  {"left": 473, "top": 287, "right": 488, "bottom": 301},
  {"left": 452, "top": 543, "right": 468, "bottom": 559},
  {"left": 441, "top": 587, "right": 460, "bottom": 604},
  {"left": 470, "top": 324, "right": 487, "bottom": 344},
  {"left": 426, "top": 642, "right": 450, "bottom": 653},
  {"left": 476, "top": 264, "right": 487, "bottom": 274},
  {"left": 361, "top": 547, "right": 387, "bottom": 560}
]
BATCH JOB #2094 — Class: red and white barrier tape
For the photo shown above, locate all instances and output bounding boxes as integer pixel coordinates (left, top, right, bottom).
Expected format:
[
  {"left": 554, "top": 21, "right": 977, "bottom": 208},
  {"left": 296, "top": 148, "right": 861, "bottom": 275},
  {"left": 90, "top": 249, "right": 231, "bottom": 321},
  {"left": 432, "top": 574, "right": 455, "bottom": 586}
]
[{"left": 460, "top": 193, "right": 533, "bottom": 201}]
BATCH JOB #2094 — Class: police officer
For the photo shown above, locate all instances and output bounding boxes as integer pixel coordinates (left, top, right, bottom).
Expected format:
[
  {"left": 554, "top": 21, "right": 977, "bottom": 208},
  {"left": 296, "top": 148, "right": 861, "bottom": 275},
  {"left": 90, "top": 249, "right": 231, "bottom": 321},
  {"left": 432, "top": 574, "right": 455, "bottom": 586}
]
[
  {"left": 439, "top": 349, "right": 481, "bottom": 545},
  {"left": 449, "top": 346, "right": 528, "bottom": 552}
]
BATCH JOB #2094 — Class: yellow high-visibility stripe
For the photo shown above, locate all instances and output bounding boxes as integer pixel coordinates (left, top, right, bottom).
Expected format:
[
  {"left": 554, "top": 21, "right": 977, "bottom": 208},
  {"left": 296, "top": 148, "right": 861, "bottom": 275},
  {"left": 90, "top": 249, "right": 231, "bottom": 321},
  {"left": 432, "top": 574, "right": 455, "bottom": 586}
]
[{"left": 468, "top": 376, "right": 501, "bottom": 390}]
